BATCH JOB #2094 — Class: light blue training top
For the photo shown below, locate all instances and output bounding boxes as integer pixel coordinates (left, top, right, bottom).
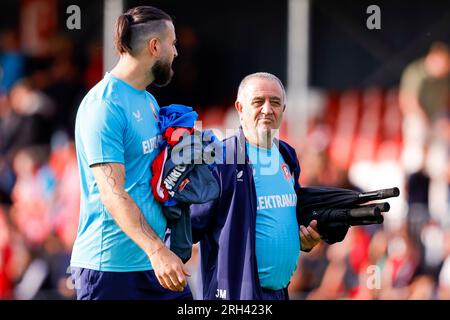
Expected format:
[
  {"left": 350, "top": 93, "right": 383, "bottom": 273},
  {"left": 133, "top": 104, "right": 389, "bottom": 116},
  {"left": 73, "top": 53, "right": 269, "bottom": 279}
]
[
  {"left": 71, "top": 72, "right": 165, "bottom": 272},
  {"left": 247, "top": 141, "right": 300, "bottom": 290}
]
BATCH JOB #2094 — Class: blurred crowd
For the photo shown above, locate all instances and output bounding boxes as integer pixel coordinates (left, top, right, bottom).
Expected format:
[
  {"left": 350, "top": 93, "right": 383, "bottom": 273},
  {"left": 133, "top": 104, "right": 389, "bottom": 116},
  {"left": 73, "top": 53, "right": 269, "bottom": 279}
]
[
  {"left": 0, "top": 28, "right": 101, "bottom": 299},
  {"left": 286, "top": 42, "right": 450, "bottom": 300},
  {"left": 1, "top": 23, "right": 449, "bottom": 300}
]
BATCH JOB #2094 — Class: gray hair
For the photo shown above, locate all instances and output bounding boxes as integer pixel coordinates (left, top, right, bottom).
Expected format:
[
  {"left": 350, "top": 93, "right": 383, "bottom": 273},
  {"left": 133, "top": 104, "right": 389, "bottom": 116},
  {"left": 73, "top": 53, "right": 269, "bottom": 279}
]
[{"left": 236, "top": 72, "right": 286, "bottom": 103}]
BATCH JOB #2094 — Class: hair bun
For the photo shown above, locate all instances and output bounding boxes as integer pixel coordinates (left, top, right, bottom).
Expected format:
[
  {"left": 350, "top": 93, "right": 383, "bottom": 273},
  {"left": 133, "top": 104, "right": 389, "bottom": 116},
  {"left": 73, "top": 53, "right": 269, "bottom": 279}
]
[
  {"left": 114, "top": 6, "right": 172, "bottom": 55},
  {"left": 124, "top": 13, "right": 133, "bottom": 24}
]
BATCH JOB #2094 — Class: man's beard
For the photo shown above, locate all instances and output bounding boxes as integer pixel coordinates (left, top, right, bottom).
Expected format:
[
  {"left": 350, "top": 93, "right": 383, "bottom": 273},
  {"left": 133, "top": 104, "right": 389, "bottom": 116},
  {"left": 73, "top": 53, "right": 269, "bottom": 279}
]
[{"left": 151, "top": 59, "right": 173, "bottom": 87}]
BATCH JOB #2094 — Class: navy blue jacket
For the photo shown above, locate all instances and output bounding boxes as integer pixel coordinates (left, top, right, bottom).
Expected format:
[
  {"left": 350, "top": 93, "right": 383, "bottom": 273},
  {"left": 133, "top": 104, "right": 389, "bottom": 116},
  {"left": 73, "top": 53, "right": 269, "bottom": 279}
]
[{"left": 190, "top": 128, "right": 302, "bottom": 300}]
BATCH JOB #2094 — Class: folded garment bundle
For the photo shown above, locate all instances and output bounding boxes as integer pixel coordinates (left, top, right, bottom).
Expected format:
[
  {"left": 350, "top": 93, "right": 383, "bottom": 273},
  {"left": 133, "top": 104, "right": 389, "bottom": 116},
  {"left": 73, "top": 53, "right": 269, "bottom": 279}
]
[{"left": 151, "top": 104, "right": 221, "bottom": 262}]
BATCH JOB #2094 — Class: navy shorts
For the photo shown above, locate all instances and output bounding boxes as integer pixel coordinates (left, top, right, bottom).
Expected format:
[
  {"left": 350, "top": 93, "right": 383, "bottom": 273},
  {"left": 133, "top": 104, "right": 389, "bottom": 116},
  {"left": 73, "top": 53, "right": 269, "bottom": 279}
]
[
  {"left": 71, "top": 267, "right": 193, "bottom": 300},
  {"left": 261, "top": 287, "right": 289, "bottom": 300}
]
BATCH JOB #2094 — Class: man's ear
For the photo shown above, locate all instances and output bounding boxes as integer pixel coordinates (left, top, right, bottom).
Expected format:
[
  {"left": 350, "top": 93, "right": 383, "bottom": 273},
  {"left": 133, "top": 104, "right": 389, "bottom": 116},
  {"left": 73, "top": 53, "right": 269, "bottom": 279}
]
[
  {"left": 235, "top": 100, "right": 243, "bottom": 113},
  {"left": 282, "top": 104, "right": 286, "bottom": 112},
  {"left": 147, "top": 37, "right": 160, "bottom": 57}
]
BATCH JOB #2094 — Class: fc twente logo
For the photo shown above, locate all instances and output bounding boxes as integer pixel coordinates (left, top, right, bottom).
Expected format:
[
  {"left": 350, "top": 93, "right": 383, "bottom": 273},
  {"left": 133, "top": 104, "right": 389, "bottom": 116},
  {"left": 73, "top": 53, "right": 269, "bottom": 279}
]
[
  {"left": 281, "top": 163, "right": 291, "bottom": 181},
  {"left": 149, "top": 102, "right": 158, "bottom": 120}
]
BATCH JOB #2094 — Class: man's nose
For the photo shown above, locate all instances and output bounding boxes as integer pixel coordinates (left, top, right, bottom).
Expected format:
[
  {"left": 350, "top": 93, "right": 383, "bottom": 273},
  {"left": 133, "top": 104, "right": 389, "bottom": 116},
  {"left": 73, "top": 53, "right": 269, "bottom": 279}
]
[
  {"left": 261, "top": 101, "right": 273, "bottom": 114},
  {"left": 174, "top": 46, "right": 178, "bottom": 58}
]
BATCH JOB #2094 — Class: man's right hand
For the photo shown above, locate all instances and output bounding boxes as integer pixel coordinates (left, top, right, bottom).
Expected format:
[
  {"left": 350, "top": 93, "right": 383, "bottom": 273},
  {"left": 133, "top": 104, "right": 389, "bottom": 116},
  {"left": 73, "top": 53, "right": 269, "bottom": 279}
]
[{"left": 149, "top": 246, "right": 191, "bottom": 292}]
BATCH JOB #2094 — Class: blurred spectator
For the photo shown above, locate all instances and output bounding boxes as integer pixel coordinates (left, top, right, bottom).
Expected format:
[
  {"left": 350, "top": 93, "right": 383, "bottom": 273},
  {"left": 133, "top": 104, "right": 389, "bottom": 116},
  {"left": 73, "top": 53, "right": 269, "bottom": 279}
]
[
  {"left": 367, "top": 229, "right": 389, "bottom": 299},
  {"left": 15, "top": 233, "right": 74, "bottom": 300},
  {"left": 0, "top": 30, "right": 25, "bottom": 93},
  {"left": 305, "top": 234, "right": 350, "bottom": 299},
  {"left": 405, "top": 142, "right": 432, "bottom": 246},
  {"left": 47, "top": 141, "right": 80, "bottom": 249},
  {"left": 13, "top": 248, "right": 49, "bottom": 300},
  {"left": 10, "top": 146, "right": 55, "bottom": 247},
  {"left": 1, "top": 79, "right": 55, "bottom": 157},
  {"left": 344, "top": 227, "right": 371, "bottom": 298},
  {"left": 1, "top": 140, "right": 79, "bottom": 300},
  {"left": 288, "top": 242, "right": 329, "bottom": 299},
  {"left": 418, "top": 221, "right": 444, "bottom": 281},
  {"left": 379, "top": 225, "right": 421, "bottom": 299},
  {"left": 400, "top": 42, "right": 450, "bottom": 124},
  {"left": 399, "top": 42, "right": 450, "bottom": 174}
]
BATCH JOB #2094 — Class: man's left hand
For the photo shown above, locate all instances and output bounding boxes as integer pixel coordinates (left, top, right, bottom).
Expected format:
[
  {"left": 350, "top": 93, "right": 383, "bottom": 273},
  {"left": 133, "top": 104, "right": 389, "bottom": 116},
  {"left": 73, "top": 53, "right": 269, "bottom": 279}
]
[{"left": 299, "top": 220, "right": 321, "bottom": 251}]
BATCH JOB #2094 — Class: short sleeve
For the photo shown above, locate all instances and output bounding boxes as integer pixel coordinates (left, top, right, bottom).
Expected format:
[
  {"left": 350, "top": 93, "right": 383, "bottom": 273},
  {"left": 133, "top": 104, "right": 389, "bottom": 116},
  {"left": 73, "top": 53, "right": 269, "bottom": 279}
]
[
  {"left": 78, "top": 99, "right": 126, "bottom": 166},
  {"left": 400, "top": 60, "right": 423, "bottom": 95}
]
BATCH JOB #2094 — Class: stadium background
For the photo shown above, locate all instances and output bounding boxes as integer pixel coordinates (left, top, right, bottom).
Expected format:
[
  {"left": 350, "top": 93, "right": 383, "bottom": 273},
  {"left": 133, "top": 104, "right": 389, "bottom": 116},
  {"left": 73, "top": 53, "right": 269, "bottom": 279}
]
[{"left": 0, "top": 0, "right": 449, "bottom": 299}]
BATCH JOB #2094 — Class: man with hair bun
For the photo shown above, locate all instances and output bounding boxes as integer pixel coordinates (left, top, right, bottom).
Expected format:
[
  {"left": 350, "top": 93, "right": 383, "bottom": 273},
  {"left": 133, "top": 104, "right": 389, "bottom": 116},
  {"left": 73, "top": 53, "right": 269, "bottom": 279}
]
[{"left": 70, "top": 6, "right": 192, "bottom": 300}]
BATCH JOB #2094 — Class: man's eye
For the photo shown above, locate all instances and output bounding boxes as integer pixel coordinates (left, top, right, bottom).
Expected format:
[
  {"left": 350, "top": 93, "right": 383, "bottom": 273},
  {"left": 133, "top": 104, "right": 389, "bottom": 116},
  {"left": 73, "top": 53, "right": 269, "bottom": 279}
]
[{"left": 271, "top": 101, "right": 281, "bottom": 107}]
